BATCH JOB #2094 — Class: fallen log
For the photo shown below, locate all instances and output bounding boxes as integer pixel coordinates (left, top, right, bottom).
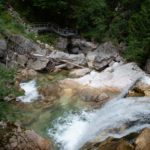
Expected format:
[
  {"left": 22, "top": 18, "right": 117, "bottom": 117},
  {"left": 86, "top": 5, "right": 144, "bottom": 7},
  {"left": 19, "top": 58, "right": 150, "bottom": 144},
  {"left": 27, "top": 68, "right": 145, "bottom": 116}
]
[{"left": 59, "top": 59, "right": 85, "bottom": 69}]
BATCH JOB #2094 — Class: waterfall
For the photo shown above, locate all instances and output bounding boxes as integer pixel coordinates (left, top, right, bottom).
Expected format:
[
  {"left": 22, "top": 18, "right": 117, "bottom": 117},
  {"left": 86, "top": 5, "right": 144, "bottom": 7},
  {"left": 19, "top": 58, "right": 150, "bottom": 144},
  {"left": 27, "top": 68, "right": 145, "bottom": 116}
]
[
  {"left": 48, "top": 96, "right": 150, "bottom": 150},
  {"left": 17, "top": 80, "right": 39, "bottom": 103}
]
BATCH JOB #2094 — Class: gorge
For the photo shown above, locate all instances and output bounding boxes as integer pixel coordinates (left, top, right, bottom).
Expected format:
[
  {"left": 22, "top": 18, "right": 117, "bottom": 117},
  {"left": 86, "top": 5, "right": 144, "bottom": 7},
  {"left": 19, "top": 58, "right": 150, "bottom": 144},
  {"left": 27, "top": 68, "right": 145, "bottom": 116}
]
[{"left": 0, "top": 0, "right": 150, "bottom": 150}]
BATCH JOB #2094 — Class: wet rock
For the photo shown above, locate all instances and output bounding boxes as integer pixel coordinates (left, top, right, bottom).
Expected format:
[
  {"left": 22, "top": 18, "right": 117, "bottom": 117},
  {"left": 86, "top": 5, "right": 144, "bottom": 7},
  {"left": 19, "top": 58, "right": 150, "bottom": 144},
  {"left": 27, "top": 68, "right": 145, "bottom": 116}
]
[
  {"left": 81, "top": 138, "right": 134, "bottom": 150},
  {"left": 69, "top": 68, "right": 91, "bottom": 77},
  {"left": 0, "top": 121, "right": 53, "bottom": 150},
  {"left": 39, "top": 83, "right": 61, "bottom": 100},
  {"left": 78, "top": 89, "right": 109, "bottom": 102},
  {"left": 16, "top": 68, "right": 37, "bottom": 82},
  {"left": 81, "top": 127, "right": 150, "bottom": 150},
  {"left": 96, "top": 93, "right": 109, "bottom": 102},
  {"left": 129, "top": 76, "right": 150, "bottom": 97},
  {"left": 135, "top": 128, "right": 150, "bottom": 150},
  {"left": 86, "top": 41, "right": 124, "bottom": 70}
]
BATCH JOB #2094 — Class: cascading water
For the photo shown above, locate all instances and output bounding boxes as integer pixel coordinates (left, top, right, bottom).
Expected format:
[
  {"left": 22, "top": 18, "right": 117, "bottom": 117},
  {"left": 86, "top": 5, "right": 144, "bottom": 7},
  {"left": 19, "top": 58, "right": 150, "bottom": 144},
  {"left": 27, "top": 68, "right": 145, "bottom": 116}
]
[
  {"left": 48, "top": 97, "right": 150, "bottom": 150},
  {"left": 17, "top": 80, "right": 39, "bottom": 103}
]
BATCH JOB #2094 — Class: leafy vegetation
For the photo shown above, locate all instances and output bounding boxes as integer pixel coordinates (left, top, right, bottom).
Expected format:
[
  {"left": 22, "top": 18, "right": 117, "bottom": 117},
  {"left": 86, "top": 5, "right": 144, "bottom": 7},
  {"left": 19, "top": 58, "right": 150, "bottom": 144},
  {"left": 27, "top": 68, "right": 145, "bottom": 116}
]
[
  {"left": 1, "top": 0, "right": 149, "bottom": 66},
  {"left": 10, "top": 0, "right": 150, "bottom": 65},
  {"left": 0, "top": 65, "right": 22, "bottom": 101},
  {"left": 36, "top": 33, "right": 58, "bottom": 45}
]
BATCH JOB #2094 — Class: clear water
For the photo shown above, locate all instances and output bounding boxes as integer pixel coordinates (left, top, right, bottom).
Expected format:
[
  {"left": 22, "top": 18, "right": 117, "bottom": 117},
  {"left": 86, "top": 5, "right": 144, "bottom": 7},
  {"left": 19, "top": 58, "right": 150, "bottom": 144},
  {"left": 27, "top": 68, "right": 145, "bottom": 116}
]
[{"left": 1, "top": 71, "right": 150, "bottom": 150}]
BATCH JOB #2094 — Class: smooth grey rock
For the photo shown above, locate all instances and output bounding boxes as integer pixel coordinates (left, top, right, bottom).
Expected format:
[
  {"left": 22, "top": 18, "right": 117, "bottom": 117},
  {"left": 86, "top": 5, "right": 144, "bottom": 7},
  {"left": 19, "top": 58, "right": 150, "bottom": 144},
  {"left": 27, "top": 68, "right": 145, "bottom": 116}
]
[
  {"left": 27, "top": 57, "right": 49, "bottom": 71},
  {"left": 69, "top": 68, "right": 91, "bottom": 77},
  {"left": 16, "top": 54, "right": 28, "bottom": 67},
  {"left": 86, "top": 41, "right": 124, "bottom": 70},
  {"left": 48, "top": 51, "right": 87, "bottom": 67},
  {"left": 8, "top": 34, "right": 47, "bottom": 55}
]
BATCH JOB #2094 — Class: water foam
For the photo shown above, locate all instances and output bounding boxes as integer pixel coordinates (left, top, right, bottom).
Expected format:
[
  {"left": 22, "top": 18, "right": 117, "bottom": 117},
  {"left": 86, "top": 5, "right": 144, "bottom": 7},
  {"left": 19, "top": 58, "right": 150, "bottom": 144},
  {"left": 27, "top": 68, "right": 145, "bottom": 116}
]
[
  {"left": 17, "top": 80, "right": 39, "bottom": 103},
  {"left": 48, "top": 97, "right": 150, "bottom": 150}
]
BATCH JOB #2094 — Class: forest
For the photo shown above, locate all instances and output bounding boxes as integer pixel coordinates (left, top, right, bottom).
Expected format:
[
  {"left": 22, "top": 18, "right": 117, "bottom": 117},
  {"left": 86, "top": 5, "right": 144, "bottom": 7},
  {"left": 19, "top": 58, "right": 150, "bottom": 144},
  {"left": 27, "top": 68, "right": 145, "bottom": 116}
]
[
  {"left": 4, "top": 0, "right": 148, "bottom": 66},
  {"left": 0, "top": 1, "right": 150, "bottom": 150}
]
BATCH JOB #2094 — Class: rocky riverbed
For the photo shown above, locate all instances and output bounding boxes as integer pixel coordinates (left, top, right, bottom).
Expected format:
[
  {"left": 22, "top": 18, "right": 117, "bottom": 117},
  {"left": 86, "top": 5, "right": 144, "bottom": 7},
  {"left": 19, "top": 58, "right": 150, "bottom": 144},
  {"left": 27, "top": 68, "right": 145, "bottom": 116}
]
[{"left": 0, "top": 33, "right": 150, "bottom": 150}]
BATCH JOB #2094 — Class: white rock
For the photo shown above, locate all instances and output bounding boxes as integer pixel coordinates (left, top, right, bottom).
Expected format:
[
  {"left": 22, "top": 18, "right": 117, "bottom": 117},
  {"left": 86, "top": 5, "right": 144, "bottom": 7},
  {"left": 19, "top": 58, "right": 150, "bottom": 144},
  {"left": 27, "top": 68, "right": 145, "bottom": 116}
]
[
  {"left": 62, "top": 63, "right": 145, "bottom": 91},
  {"left": 69, "top": 68, "right": 91, "bottom": 77}
]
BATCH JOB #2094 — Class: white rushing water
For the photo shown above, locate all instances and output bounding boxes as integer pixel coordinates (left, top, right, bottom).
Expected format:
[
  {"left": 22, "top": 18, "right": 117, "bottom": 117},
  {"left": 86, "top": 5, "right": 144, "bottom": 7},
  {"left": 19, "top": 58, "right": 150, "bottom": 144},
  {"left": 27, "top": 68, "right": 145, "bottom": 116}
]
[
  {"left": 17, "top": 80, "right": 39, "bottom": 103},
  {"left": 48, "top": 97, "right": 150, "bottom": 150}
]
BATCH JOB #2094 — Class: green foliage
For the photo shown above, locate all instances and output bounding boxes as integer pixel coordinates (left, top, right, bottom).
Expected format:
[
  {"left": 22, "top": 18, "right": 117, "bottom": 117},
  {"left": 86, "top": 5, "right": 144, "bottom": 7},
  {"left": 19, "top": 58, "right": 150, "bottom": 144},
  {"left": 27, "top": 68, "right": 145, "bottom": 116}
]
[
  {"left": 9, "top": 0, "right": 150, "bottom": 65},
  {"left": 124, "top": 0, "right": 150, "bottom": 66},
  {"left": 0, "top": 9, "right": 26, "bottom": 34},
  {"left": 0, "top": 65, "right": 22, "bottom": 100},
  {"left": 37, "top": 33, "right": 58, "bottom": 45}
]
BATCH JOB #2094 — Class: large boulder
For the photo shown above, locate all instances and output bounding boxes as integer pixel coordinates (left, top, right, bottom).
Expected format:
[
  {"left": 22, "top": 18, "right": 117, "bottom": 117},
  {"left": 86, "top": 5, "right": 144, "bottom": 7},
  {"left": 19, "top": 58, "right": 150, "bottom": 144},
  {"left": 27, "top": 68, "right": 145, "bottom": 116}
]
[
  {"left": 72, "top": 38, "right": 98, "bottom": 53},
  {"left": 62, "top": 63, "right": 145, "bottom": 92},
  {"left": 55, "top": 37, "right": 98, "bottom": 53},
  {"left": 47, "top": 51, "right": 87, "bottom": 68},
  {"left": 0, "top": 122, "right": 53, "bottom": 150},
  {"left": 81, "top": 138, "right": 134, "bottom": 150},
  {"left": 27, "top": 56, "right": 50, "bottom": 71},
  {"left": 86, "top": 41, "right": 124, "bottom": 70},
  {"left": 128, "top": 76, "right": 150, "bottom": 97},
  {"left": 81, "top": 128, "right": 150, "bottom": 150},
  {"left": 3, "top": 34, "right": 51, "bottom": 70},
  {"left": 7, "top": 34, "right": 47, "bottom": 55}
]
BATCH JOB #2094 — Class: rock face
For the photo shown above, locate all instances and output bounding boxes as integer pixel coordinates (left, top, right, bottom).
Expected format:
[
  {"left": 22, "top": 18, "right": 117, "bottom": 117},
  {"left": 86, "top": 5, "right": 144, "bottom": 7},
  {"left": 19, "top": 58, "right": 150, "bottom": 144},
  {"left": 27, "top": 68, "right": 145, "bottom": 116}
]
[
  {"left": 0, "top": 35, "right": 126, "bottom": 72},
  {"left": 47, "top": 50, "right": 87, "bottom": 67},
  {"left": 0, "top": 39, "right": 7, "bottom": 58},
  {"left": 145, "top": 59, "right": 150, "bottom": 74},
  {"left": 86, "top": 41, "right": 124, "bottom": 70},
  {"left": 72, "top": 38, "right": 98, "bottom": 53},
  {"left": 1, "top": 34, "right": 49, "bottom": 70},
  {"left": 0, "top": 122, "right": 53, "bottom": 150},
  {"left": 55, "top": 37, "right": 98, "bottom": 53},
  {"left": 7, "top": 34, "right": 47, "bottom": 55},
  {"left": 81, "top": 128, "right": 150, "bottom": 150}
]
